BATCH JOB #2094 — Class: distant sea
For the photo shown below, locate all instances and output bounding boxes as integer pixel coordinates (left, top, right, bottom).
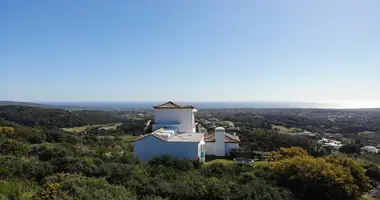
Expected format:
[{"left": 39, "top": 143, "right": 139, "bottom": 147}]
[{"left": 41, "top": 101, "right": 380, "bottom": 110}]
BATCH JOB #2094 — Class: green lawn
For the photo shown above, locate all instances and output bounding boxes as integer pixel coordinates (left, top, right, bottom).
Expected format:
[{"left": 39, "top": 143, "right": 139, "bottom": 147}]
[
  {"left": 204, "top": 159, "right": 234, "bottom": 166},
  {"left": 360, "top": 194, "right": 378, "bottom": 200},
  {"left": 204, "top": 158, "right": 268, "bottom": 167},
  {"left": 328, "top": 117, "right": 336, "bottom": 122},
  {"left": 271, "top": 125, "right": 303, "bottom": 133},
  {"left": 62, "top": 123, "right": 122, "bottom": 133},
  {"left": 359, "top": 131, "right": 376, "bottom": 135}
]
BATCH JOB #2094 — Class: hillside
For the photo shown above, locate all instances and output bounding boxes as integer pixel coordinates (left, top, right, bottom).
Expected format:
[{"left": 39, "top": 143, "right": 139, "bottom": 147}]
[
  {"left": 0, "top": 106, "right": 380, "bottom": 200},
  {"left": 0, "top": 101, "right": 83, "bottom": 110},
  {"left": 0, "top": 105, "right": 122, "bottom": 128}
]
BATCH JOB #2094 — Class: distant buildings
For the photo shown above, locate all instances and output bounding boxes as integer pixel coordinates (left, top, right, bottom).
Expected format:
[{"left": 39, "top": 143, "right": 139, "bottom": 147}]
[
  {"left": 318, "top": 138, "right": 342, "bottom": 150},
  {"left": 133, "top": 102, "right": 240, "bottom": 162},
  {"left": 362, "top": 146, "right": 379, "bottom": 154}
]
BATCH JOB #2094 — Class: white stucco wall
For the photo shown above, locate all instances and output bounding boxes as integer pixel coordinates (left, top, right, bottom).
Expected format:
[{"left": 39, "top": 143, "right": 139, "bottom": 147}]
[
  {"left": 205, "top": 142, "right": 239, "bottom": 156},
  {"left": 205, "top": 142, "right": 216, "bottom": 155},
  {"left": 154, "top": 109, "right": 196, "bottom": 133},
  {"left": 225, "top": 143, "right": 239, "bottom": 156},
  {"left": 215, "top": 131, "right": 225, "bottom": 156},
  {"left": 134, "top": 136, "right": 201, "bottom": 162}
]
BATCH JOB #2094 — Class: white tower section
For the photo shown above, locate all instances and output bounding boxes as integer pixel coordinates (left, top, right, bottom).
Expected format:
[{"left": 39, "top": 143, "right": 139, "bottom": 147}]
[
  {"left": 215, "top": 127, "right": 226, "bottom": 156},
  {"left": 152, "top": 101, "right": 197, "bottom": 133}
]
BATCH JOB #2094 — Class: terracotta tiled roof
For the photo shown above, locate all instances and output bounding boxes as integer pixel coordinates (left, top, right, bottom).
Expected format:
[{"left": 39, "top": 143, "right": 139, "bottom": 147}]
[
  {"left": 204, "top": 132, "right": 240, "bottom": 143},
  {"left": 153, "top": 101, "right": 195, "bottom": 109}
]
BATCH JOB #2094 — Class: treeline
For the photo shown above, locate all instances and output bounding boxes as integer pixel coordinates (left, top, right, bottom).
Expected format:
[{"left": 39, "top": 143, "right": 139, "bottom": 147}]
[
  {"left": 86, "top": 120, "right": 151, "bottom": 136},
  {"left": 237, "top": 129, "right": 319, "bottom": 156},
  {"left": 0, "top": 105, "right": 122, "bottom": 128},
  {"left": 201, "top": 108, "right": 380, "bottom": 135}
]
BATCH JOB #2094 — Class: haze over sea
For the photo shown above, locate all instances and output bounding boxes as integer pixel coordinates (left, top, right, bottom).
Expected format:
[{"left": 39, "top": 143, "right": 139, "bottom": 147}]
[{"left": 44, "top": 101, "right": 380, "bottom": 110}]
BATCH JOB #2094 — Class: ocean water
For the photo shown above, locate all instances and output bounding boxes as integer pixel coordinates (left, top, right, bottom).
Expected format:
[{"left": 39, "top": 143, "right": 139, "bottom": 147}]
[{"left": 42, "top": 101, "right": 380, "bottom": 110}]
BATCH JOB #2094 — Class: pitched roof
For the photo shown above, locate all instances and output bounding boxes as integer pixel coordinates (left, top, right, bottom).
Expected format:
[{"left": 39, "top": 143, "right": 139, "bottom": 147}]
[
  {"left": 153, "top": 101, "right": 195, "bottom": 109},
  {"left": 204, "top": 132, "right": 240, "bottom": 143}
]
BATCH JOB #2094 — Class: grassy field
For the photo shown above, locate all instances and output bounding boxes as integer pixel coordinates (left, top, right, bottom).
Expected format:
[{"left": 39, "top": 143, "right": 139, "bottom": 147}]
[
  {"left": 359, "top": 131, "right": 376, "bottom": 135},
  {"left": 271, "top": 125, "right": 303, "bottom": 133},
  {"left": 204, "top": 159, "right": 234, "bottom": 166},
  {"left": 204, "top": 158, "right": 268, "bottom": 167},
  {"left": 62, "top": 123, "right": 122, "bottom": 133},
  {"left": 360, "top": 194, "right": 378, "bottom": 200}
]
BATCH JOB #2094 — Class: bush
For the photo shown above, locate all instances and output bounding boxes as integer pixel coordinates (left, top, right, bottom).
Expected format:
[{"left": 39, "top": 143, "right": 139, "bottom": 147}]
[
  {"left": 268, "top": 147, "right": 308, "bottom": 161},
  {"left": 324, "top": 155, "right": 370, "bottom": 193},
  {"left": 0, "top": 180, "right": 39, "bottom": 200},
  {"left": 270, "top": 156, "right": 366, "bottom": 200},
  {"left": 148, "top": 155, "right": 199, "bottom": 171},
  {"left": 0, "top": 139, "right": 30, "bottom": 156},
  {"left": 0, "top": 127, "right": 15, "bottom": 137},
  {"left": 365, "top": 163, "right": 380, "bottom": 182},
  {"left": 201, "top": 162, "right": 233, "bottom": 178},
  {"left": 232, "top": 178, "right": 295, "bottom": 200},
  {"left": 0, "top": 156, "right": 53, "bottom": 182},
  {"left": 38, "top": 173, "right": 136, "bottom": 200},
  {"left": 339, "top": 144, "right": 361, "bottom": 154},
  {"left": 203, "top": 177, "right": 232, "bottom": 200}
]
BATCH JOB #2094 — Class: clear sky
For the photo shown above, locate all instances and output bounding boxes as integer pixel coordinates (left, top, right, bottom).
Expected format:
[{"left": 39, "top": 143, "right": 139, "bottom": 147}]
[{"left": 1, "top": 0, "right": 379, "bottom": 103}]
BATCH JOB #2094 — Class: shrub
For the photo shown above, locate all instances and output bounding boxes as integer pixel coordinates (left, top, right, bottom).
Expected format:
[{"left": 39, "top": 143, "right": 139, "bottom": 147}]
[
  {"left": 270, "top": 156, "right": 364, "bottom": 200},
  {"left": 201, "top": 162, "right": 233, "bottom": 178},
  {"left": 339, "top": 144, "right": 361, "bottom": 154},
  {"left": 268, "top": 147, "right": 308, "bottom": 161},
  {"left": 204, "top": 177, "right": 232, "bottom": 200},
  {"left": 40, "top": 173, "right": 136, "bottom": 200},
  {"left": 232, "top": 178, "right": 295, "bottom": 200},
  {"left": 365, "top": 163, "right": 380, "bottom": 182},
  {"left": 0, "top": 139, "right": 30, "bottom": 156},
  {"left": 148, "top": 155, "right": 198, "bottom": 171},
  {"left": 324, "top": 155, "right": 370, "bottom": 193}
]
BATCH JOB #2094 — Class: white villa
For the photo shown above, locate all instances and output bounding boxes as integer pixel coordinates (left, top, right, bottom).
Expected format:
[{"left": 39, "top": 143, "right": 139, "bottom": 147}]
[{"left": 133, "top": 101, "right": 240, "bottom": 162}]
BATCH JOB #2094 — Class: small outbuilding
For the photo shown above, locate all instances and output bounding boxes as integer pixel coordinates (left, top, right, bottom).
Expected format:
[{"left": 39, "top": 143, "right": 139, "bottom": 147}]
[{"left": 204, "top": 127, "right": 240, "bottom": 156}]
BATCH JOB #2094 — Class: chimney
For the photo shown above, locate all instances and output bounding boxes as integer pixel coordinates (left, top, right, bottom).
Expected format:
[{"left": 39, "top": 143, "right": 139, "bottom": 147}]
[{"left": 215, "top": 127, "right": 225, "bottom": 157}]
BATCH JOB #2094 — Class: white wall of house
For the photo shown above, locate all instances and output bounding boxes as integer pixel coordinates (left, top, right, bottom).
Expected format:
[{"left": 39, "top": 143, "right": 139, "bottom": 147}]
[
  {"left": 225, "top": 143, "right": 239, "bottom": 156},
  {"left": 153, "top": 109, "right": 196, "bottom": 133},
  {"left": 215, "top": 128, "right": 226, "bottom": 156},
  {"left": 205, "top": 142, "right": 239, "bottom": 156},
  {"left": 134, "top": 136, "right": 201, "bottom": 162},
  {"left": 205, "top": 142, "right": 216, "bottom": 155}
]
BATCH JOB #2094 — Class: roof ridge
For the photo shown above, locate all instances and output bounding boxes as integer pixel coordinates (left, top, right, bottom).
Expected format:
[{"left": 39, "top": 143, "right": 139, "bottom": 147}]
[{"left": 153, "top": 101, "right": 195, "bottom": 109}]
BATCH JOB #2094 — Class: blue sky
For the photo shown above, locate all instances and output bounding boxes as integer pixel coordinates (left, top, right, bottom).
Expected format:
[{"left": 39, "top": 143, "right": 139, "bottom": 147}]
[{"left": 1, "top": 0, "right": 379, "bottom": 103}]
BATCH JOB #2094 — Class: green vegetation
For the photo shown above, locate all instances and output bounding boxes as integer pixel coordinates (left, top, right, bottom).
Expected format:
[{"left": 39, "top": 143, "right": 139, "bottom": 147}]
[
  {"left": 62, "top": 123, "right": 122, "bottom": 133},
  {"left": 120, "top": 135, "right": 139, "bottom": 142},
  {"left": 271, "top": 125, "right": 304, "bottom": 133},
  {"left": 1, "top": 105, "right": 380, "bottom": 200},
  {"left": 359, "top": 153, "right": 380, "bottom": 165},
  {"left": 204, "top": 159, "right": 234, "bottom": 166},
  {"left": 359, "top": 131, "right": 376, "bottom": 135}
]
